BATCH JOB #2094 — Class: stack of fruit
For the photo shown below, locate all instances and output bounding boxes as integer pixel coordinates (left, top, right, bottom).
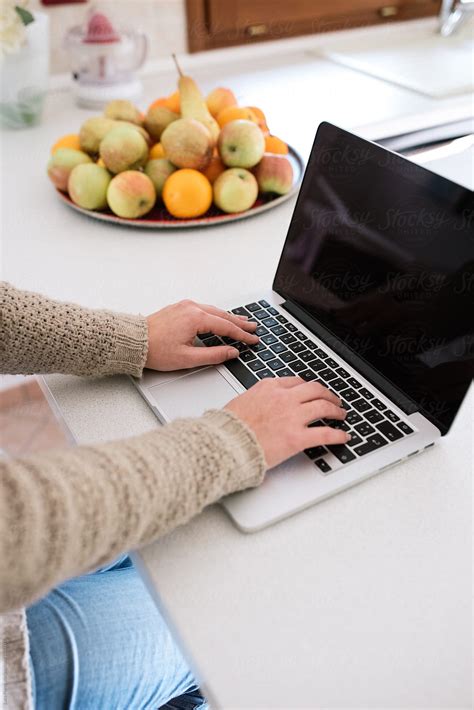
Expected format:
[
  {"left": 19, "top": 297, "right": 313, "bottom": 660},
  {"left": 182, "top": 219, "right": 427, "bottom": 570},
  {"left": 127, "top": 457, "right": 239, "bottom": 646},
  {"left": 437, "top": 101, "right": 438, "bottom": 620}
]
[{"left": 47, "top": 63, "right": 294, "bottom": 221}]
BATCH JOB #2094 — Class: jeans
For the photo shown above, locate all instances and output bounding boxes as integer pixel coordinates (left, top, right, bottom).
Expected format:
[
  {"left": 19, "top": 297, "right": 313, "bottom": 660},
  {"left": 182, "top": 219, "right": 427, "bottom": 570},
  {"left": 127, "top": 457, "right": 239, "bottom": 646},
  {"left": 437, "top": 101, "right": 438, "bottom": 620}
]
[{"left": 26, "top": 555, "right": 207, "bottom": 710}]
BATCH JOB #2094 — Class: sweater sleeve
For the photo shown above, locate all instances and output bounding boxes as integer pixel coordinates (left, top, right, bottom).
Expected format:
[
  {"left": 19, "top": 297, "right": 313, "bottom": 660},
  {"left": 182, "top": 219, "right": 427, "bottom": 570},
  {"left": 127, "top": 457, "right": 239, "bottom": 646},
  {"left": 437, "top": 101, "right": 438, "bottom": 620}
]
[
  {"left": 0, "top": 282, "right": 148, "bottom": 377},
  {"left": 0, "top": 408, "right": 266, "bottom": 613}
]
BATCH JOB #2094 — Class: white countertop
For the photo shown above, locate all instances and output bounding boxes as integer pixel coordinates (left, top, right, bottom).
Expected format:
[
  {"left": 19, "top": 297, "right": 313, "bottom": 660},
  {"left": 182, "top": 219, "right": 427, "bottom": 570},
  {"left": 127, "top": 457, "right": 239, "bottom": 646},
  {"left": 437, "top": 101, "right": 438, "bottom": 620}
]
[{"left": 2, "top": 20, "right": 473, "bottom": 708}]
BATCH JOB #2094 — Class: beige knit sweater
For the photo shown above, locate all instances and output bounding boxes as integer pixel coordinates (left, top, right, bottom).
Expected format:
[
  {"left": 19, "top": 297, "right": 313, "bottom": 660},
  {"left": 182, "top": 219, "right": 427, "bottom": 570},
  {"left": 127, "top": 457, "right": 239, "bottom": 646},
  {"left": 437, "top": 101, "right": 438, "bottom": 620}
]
[{"left": 0, "top": 282, "right": 266, "bottom": 709}]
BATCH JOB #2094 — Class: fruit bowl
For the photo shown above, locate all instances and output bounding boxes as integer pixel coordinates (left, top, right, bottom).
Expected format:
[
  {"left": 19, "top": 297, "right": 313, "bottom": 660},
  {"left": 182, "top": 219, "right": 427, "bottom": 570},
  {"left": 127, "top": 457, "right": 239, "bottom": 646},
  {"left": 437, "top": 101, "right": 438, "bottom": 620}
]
[{"left": 55, "top": 144, "right": 303, "bottom": 229}]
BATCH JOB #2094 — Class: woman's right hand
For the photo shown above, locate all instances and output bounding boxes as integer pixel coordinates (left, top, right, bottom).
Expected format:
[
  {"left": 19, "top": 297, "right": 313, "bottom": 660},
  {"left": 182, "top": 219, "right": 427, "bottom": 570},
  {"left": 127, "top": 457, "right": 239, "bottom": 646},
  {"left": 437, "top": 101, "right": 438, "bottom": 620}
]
[{"left": 225, "top": 377, "right": 350, "bottom": 469}]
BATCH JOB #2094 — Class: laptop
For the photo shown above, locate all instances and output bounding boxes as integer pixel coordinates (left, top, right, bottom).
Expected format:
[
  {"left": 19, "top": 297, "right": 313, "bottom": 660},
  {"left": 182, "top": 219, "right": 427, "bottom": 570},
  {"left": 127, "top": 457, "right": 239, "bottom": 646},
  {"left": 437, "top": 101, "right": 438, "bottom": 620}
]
[{"left": 133, "top": 122, "right": 474, "bottom": 532}]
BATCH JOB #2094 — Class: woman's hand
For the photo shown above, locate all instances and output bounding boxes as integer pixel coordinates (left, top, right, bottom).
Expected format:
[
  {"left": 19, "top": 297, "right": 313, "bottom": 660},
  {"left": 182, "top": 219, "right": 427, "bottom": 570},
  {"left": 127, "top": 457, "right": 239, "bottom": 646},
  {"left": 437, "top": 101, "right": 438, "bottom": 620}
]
[
  {"left": 145, "top": 300, "right": 258, "bottom": 371},
  {"left": 225, "top": 378, "right": 350, "bottom": 469}
]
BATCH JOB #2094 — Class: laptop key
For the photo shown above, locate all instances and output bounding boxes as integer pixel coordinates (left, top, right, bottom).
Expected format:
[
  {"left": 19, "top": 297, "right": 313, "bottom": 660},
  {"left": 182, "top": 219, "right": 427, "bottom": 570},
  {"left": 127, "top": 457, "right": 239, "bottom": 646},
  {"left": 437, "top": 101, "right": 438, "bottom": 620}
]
[
  {"left": 255, "top": 325, "right": 269, "bottom": 336},
  {"left": 305, "top": 446, "right": 327, "bottom": 459},
  {"left": 281, "top": 350, "right": 298, "bottom": 363},
  {"left": 325, "top": 357, "right": 339, "bottom": 368},
  {"left": 346, "top": 410, "right": 362, "bottom": 425},
  {"left": 258, "top": 299, "right": 271, "bottom": 308},
  {"left": 289, "top": 342, "right": 306, "bottom": 353},
  {"left": 271, "top": 325, "right": 287, "bottom": 336},
  {"left": 376, "top": 421, "right": 403, "bottom": 441},
  {"left": 270, "top": 342, "right": 288, "bottom": 354},
  {"left": 335, "top": 366, "right": 350, "bottom": 378},
  {"left": 267, "top": 307, "right": 279, "bottom": 316},
  {"left": 299, "top": 350, "right": 314, "bottom": 362},
  {"left": 281, "top": 333, "right": 297, "bottom": 344},
  {"left": 314, "top": 458, "right": 331, "bottom": 474},
  {"left": 329, "top": 377, "right": 347, "bottom": 392},
  {"left": 261, "top": 317, "right": 278, "bottom": 328},
  {"left": 286, "top": 323, "right": 297, "bottom": 332},
  {"left": 352, "top": 398, "right": 372, "bottom": 413},
  {"left": 314, "top": 348, "right": 327, "bottom": 358},
  {"left": 257, "top": 369, "right": 275, "bottom": 379},
  {"left": 245, "top": 302, "right": 260, "bottom": 312},
  {"left": 339, "top": 387, "right": 359, "bottom": 402},
  {"left": 300, "top": 369, "right": 317, "bottom": 382},
  {"left": 397, "top": 421, "right": 414, "bottom": 435},
  {"left": 224, "top": 359, "right": 258, "bottom": 390},
  {"left": 386, "top": 410, "right": 400, "bottom": 423},
  {"left": 319, "top": 368, "right": 338, "bottom": 382},
  {"left": 347, "top": 377, "right": 362, "bottom": 389},
  {"left": 266, "top": 358, "right": 285, "bottom": 371},
  {"left": 259, "top": 349, "right": 275, "bottom": 361},
  {"left": 232, "top": 307, "right": 250, "bottom": 317},
  {"left": 253, "top": 309, "right": 269, "bottom": 320},
  {"left": 327, "top": 444, "right": 356, "bottom": 464},
  {"left": 347, "top": 433, "right": 363, "bottom": 447},
  {"left": 359, "top": 387, "right": 374, "bottom": 400},
  {"left": 248, "top": 359, "right": 266, "bottom": 372},
  {"left": 308, "top": 358, "right": 326, "bottom": 372},
  {"left": 249, "top": 342, "right": 266, "bottom": 353},
  {"left": 261, "top": 333, "right": 278, "bottom": 345},
  {"left": 277, "top": 368, "right": 294, "bottom": 377},
  {"left": 202, "top": 336, "right": 222, "bottom": 347},
  {"left": 372, "top": 398, "right": 387, "bottom": 411},
  {"left": 364, "top": 409, "right": 384, "bottom": 424},
  {"left": 290, "top": 360, "right": 306, "bottom": 373},
  {"left": 355, "top": 421, "right": 375, "bottom": 437},
  {"left": 276, "top": 315, "right": 288, "bottom": 324},
  {"left": 294, "top": 331, "right": 307, "bottom": 340},
  {"left": 354, "top": 434, "right": 388, "bottom": 456},
  {"left": 240, "top": 350, "right": 257, "bottom": 363}
]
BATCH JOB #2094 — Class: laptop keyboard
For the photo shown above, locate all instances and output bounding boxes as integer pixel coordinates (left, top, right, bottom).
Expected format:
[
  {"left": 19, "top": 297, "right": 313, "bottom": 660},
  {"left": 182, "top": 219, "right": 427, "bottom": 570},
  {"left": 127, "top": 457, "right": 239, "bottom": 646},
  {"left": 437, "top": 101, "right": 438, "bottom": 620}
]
[{"left": 200, "top": 300, "right": 415, "bottom": 476}]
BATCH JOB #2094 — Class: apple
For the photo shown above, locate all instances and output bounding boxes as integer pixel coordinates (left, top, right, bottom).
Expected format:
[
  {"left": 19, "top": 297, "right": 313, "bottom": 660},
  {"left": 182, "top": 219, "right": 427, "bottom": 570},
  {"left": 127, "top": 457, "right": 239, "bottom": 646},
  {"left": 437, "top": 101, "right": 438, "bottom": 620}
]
[
  {"left": 253, "top": 153, "right": 293, "bottom": 195},
  {"left": 68, "top": 163, "right": 111, "bottom": 210},
  {"left": 218, "top": 120, "right": 265, "bottom": 169},
  {"left": 79, "top": 116, "right": 116, "bottom": 154},
  {"left": 213, "top": 168, "right": 258, "bottom": 213},
  {"left": 145, "top": 105, "right": 179, "bottom": 141},
  {"left": 107, "top": 170, "right": 156, "bottom": 218},
  {"left": 104, "top": 99, "right": 142, "bottom": 125},
  {"left": 161, "top": 118, "right": 212, "bottom": 170},
  {"left": 99, "top": 124, "right": 148, "bottom": 174},
  {"left": 144, "top": 158, "right": 176, "bottom": 198},
  {"left": 206, "top": 87, "right": 237, "bottom": 118},
  {"left": 47, "top": 148, "right": 92, "bottom": 192}
]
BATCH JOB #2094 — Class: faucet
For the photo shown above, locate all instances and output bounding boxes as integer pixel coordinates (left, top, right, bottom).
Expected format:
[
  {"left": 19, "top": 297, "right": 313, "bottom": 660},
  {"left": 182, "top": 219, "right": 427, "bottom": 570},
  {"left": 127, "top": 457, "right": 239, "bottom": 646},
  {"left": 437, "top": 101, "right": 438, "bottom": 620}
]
[{"left": 439, "top": 0, "right": 474, "bottom": 36}]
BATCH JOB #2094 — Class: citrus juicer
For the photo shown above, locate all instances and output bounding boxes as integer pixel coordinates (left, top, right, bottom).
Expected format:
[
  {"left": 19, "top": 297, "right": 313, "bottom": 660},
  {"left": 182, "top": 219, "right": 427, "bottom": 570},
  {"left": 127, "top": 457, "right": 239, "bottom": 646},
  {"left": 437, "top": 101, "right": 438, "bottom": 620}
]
[{"left": 64, "top": 6, "right": 148, "bottom": 108}]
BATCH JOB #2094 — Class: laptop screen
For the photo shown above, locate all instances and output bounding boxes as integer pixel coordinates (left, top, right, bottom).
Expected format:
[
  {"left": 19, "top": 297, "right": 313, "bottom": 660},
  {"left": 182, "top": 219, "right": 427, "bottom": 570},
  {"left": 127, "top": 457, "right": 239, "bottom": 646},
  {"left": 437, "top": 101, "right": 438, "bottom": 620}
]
[{"left": 274, "top": 122, "right": 474, "bottom": 434}]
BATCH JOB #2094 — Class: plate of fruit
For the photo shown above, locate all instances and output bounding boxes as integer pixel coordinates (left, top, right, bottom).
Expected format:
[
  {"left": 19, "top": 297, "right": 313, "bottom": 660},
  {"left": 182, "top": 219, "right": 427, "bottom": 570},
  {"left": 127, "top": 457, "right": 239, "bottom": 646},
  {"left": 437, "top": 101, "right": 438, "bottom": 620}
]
[{"left": 47, "top": 58, "right": 304, "bottom": 228}]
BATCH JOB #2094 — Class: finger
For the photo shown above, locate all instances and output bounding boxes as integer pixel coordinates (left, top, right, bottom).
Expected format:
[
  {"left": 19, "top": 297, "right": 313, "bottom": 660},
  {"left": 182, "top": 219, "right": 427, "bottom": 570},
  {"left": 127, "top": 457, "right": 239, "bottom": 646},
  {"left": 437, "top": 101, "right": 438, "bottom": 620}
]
[
  {"left": 302, "top": 426, "right": 351, "bottom": 448},
  {"left": 198, "top": 304, "right": 258, "bottom": 332},
  {"left": 200, "top": 314, "right": 259, "bottom": 345},
  {"left": 184, "top": 344, "right": 239, "bottom": 367},
  {"left": 275, "top": 376, "right": 303, "bottom": 388},
  {"left": 294, "top": 381, "right": 341, "bottom": 406},
  {"left": 300, "top": 400, "right": 346, "bottom": 424}
]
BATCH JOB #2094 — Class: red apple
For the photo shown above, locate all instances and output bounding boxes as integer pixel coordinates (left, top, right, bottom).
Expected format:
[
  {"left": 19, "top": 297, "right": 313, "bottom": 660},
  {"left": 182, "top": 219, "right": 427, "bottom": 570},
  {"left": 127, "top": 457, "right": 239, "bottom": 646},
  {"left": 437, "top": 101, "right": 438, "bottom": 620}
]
[{"left": 253, "top": 153, "right": 293, "bottom": 195}]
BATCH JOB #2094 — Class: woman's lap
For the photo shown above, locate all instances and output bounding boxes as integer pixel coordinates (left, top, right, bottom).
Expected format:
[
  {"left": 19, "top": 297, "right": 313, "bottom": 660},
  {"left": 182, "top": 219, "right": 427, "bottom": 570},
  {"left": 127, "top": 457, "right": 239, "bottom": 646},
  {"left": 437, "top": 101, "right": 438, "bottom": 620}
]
[{"left": 26, "top": 556, "right": 203, "bottom": 709}]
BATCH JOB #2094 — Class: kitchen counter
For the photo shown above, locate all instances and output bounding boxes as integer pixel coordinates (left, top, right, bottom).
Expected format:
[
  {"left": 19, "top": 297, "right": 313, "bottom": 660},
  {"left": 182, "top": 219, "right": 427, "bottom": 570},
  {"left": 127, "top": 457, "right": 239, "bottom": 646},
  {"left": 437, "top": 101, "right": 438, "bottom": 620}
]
[{"left": 1, "top": 17, "right": 473, "bottom": 708}]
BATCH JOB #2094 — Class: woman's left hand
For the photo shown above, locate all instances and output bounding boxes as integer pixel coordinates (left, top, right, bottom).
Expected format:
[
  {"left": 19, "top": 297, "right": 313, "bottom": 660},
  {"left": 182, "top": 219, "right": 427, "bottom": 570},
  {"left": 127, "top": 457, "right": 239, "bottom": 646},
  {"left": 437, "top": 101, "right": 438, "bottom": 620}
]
[{"left": 145, "top": 299, "right": 259, "bottom": 371}]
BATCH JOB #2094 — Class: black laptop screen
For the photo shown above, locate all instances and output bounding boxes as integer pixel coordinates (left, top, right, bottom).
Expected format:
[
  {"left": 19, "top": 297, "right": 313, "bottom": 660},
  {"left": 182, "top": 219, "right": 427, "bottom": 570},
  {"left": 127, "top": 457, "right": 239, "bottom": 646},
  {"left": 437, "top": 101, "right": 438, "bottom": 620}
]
[{"left": 274, "top": 123, "right": 474, "bottom": 434}]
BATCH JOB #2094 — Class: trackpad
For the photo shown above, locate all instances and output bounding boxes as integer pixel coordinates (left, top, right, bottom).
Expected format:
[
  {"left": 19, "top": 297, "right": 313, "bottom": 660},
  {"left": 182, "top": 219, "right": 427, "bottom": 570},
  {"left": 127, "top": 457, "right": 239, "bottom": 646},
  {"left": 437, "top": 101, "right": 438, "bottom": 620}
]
[{"left": 148, "top": 367, "right": 240, "bottom": 420}]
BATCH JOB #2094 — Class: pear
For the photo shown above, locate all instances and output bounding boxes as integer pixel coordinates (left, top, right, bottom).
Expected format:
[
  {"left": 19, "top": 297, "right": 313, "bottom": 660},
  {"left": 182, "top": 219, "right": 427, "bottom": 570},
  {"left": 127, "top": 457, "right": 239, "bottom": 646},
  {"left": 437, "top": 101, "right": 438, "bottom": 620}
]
[
  {"left": 104, "top": 99, "right": 143, "bottom": 125},
  {"left": 173, "top": 54, "right": 219, "bottom": 145},
  {"left": 79, "top": 116, "right": 116, "bottom": 154},
  {"left": 145, "top": 106, "right": 179, "bottom": 141}
]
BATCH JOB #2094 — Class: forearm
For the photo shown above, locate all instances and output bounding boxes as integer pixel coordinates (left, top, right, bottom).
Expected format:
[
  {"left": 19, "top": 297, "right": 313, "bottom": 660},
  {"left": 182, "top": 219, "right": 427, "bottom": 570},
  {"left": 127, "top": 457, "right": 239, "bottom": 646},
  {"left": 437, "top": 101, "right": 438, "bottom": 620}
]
[
  {"left": 0, "top": 409, "right": 265, "bottom": 613},
  {"left": 0, "top": 282, "right": 148, "bottom": 377}
]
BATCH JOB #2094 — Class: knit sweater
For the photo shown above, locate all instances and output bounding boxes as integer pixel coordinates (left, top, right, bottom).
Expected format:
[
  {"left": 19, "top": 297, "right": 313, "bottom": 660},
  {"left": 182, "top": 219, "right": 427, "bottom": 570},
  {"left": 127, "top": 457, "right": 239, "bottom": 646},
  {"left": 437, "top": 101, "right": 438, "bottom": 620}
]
[{"left": 0, "top": 282, "right": 266, "bottom": 709}]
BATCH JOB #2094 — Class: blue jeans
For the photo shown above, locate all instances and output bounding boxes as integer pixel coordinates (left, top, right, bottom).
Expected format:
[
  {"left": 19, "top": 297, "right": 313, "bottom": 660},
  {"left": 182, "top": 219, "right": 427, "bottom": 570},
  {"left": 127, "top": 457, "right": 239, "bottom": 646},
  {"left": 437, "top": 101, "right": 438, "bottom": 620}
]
[{"left": 26, "top": 556, "right": 207, "bottom": 709}]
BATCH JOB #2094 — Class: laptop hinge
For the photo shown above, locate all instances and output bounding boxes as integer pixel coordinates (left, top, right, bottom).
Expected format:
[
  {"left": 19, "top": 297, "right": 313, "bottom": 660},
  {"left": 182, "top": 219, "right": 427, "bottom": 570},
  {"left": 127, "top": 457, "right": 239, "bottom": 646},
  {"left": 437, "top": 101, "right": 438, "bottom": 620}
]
[{"left": 281, "top": 300, "right": 418, "bottom": 416}]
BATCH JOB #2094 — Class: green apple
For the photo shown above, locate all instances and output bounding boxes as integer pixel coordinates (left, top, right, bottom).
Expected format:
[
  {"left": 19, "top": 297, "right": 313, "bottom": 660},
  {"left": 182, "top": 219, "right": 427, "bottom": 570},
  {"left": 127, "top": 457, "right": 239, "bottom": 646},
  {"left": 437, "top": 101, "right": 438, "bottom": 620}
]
[
  {"left": 99, "top": 124, "right": 148, "bottom": 174},
  {"left": 144, "top": 158, "right": 176, "bottom": 198},
  {"left": 68, "top": 163, "right": 111, "bottom": 210},
  {"left": 213, "top": 168, "right": 258, "bottom": 213},
  {"left": 218, "top": 119, "right": 265, "bottom": 168},
  {"left": 79, "top": 116, "right": 116, "bottom": 154},
  {"left": 253, "top": 154, "right": 293, "bottom": 194},
  {"left": 107, "top": 170, "right": 156, "bottom": 218},
  {"left": 47, "top": 148, "right": 92, "bottom": 192}
]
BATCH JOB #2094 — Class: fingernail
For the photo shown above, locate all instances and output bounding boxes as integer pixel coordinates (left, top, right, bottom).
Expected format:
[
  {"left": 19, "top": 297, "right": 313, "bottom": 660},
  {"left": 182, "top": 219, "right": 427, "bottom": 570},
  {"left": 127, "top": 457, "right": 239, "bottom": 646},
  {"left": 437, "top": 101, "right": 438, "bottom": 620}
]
[
  {"left": 345, "top": 433, "right": 351, "bottom": 440},
  {"left": 238, "top": 315, "right": 249, "bottom": 320},
  {"left": 227, "top": 347, "right": 239, "bottom": 359}
]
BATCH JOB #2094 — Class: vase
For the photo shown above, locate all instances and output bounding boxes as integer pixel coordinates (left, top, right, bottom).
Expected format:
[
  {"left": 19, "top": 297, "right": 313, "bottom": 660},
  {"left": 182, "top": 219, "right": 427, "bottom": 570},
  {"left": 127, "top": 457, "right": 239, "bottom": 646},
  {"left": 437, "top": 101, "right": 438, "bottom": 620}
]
[{"left": 0, "top": 12, "right": 50, "bottom": 129}]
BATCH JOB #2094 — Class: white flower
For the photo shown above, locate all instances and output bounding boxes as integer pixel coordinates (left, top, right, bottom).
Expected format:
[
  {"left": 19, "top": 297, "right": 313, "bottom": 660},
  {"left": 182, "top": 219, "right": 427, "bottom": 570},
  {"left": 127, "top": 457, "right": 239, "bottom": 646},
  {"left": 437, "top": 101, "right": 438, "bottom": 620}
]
[{"left": 0, "top": 0, "right": 32, "bottom": 58}]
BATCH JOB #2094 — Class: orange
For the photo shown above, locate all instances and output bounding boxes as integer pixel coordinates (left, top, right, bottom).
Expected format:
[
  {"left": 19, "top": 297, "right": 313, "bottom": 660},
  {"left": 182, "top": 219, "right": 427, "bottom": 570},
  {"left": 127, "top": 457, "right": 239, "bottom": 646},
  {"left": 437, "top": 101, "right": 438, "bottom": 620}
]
[
  {"left": 264, "top": 135, "right": 289, "bottom": 155},
  {"left": 165, "top": 90, "right": 180, "bottom": 114},
  {"left": 202, "top": 155, "right": 225, "bottom": 184},
  {"left": 247, "top": 105, "right": 269, "bottom": 132},
  {"left": 216, "top": 105, "right": 258, "bottom": 128},
  {"left": 51, "top": 134, "right": 81, "bottom": 154},
  {"left": 162, "top": 169, "right": 212, "bottom": 218},
  {"left": 149, "top": 142, "right": 166, "bottom": 159},
  {"left": 96, "top": 157, "right": 106, "bottom": 167},
  {"left": 148, "top": 97, "right": 168, "bottom": 112}
]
